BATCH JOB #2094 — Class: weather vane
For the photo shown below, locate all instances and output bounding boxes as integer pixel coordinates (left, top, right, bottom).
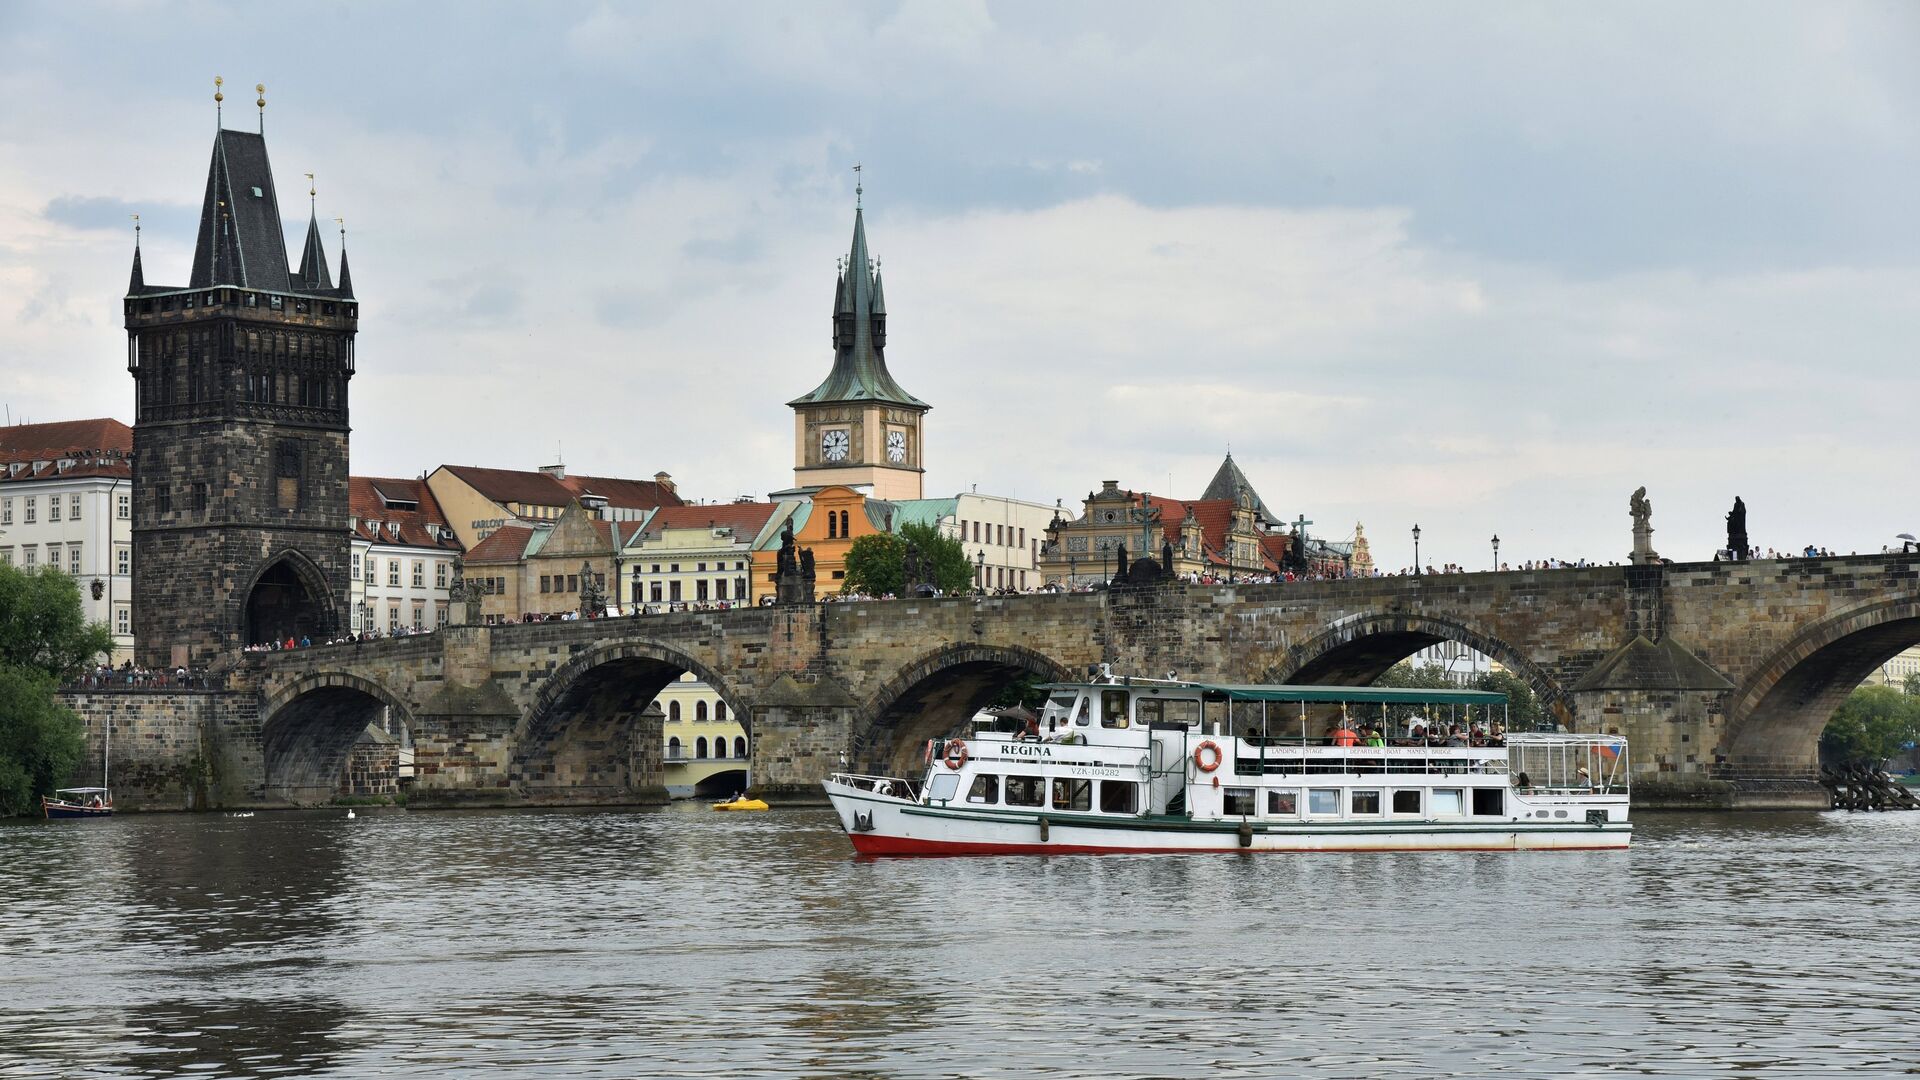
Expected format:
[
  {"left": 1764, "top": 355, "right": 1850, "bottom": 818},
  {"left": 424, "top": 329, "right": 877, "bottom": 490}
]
[
  {"left": 853, "top": 162, "right": 862, "bottom": 209},
  {"left": 214, "top": 75, "right": 223, "bottom": 125}
]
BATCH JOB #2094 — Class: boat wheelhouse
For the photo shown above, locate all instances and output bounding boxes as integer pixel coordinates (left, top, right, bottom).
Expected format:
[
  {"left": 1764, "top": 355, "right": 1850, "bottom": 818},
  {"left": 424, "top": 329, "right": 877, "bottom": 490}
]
[{"left": 825, "top": 672, "right": 1629, "bottom": 855}]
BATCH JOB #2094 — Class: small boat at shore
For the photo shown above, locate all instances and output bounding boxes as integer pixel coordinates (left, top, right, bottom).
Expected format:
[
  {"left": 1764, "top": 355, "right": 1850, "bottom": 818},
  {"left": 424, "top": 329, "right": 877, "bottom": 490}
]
[
  {"left": 712, "top": 795, "right": 769, "bottom": 812},
  {"left": 825, "top": 670, "right": 1630, "bottom": 856},
  {"left": 43, "top": 787, "right": 113, "bottom": 819}
]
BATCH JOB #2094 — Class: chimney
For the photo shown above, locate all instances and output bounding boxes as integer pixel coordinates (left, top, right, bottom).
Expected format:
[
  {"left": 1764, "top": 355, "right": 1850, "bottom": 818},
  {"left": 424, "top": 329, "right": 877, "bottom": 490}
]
[
  {"left": 539, "top": 463, "right": 566, "bottom": 479},
  {"left": 653, "top": 471, "right": 676, "bottom": 494}
]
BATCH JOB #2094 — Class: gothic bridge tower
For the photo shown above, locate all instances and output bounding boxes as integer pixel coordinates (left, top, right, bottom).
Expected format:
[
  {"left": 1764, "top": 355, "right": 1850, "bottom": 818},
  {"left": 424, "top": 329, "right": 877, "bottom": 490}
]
[
  {"left": 788, "top": 188, "right": 929, "bottom": 500},
  {"left": 126, "top": 86, "right": 356, "bottom": 665}
]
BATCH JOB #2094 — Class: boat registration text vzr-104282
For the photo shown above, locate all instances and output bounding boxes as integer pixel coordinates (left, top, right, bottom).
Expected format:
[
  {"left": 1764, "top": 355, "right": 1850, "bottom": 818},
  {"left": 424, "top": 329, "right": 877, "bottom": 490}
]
[{"left": 824, "top": 671, "right": 1630, "bottom": 856}]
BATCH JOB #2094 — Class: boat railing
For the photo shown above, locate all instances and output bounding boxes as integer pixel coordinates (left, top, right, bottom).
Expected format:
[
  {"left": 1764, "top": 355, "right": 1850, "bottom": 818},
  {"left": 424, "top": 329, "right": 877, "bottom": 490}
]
[
  {"left": 1231, "top": 747, "right": 1508, "bottom": 776},
  {"left": 829, "top": 773, "right": 921, "bottom": 801}
]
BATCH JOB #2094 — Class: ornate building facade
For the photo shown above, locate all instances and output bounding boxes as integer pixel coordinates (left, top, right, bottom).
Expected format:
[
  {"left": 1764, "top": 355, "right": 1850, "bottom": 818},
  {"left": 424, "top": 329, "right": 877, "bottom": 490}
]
[{"left": 126, "top": 104, "right": 357, "bottom": 664}]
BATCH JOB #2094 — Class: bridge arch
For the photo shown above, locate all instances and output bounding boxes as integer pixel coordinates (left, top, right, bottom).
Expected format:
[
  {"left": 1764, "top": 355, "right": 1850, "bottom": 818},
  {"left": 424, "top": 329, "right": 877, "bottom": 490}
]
[
  {"left": 516, "top": 640, "right": 747, "bottom": 802},
  {"left": 855, "top": 642, "right": 1073, "bottom": 777},
  {"left": 1269, "top": 612, "right": 1573, "bottom": 725},
  {"left": 1723, "top": 598, "right": 1920, "bottom": 769},
  {"left": 260, "top": 672, "right": 415, "bottom": 805}
]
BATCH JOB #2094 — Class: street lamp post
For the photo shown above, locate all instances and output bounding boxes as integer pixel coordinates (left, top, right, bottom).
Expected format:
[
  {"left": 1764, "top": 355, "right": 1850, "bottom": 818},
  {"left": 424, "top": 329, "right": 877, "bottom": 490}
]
[
  {"left": 1492, "top": 534, "right": 1500, "bottom": 572},
  {"left": 976, "top": 549, "right": 986, "bottom": 594},
  {"left": 1412, "top": 524, "right": 1422, "bottom": 575}
]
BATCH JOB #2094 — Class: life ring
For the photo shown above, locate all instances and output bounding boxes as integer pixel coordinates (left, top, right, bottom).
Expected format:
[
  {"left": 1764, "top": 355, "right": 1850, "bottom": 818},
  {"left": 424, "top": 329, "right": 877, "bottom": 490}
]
[
  {"left": 944, "top": 740, "right": 969, "bottom": 770},
  {"left": 1193, "top": 740, "right": 1223, "bottom": 773}
]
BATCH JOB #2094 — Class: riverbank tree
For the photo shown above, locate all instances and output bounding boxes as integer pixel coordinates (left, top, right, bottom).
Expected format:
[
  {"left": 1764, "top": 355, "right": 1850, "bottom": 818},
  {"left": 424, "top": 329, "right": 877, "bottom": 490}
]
[
  {"left": 1820, "top": 685, "right": 1920, "bottom": 767},
  {"left": 0, "top": 564, "right": 111, "bottom": 815}
]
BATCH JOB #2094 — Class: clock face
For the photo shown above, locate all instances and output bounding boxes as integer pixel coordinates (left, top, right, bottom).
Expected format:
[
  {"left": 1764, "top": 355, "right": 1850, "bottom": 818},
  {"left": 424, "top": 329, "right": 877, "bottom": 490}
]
[
  {"left": 886, "top": 430, "right": 907, "bottom": 464},
  {"left": 821, "top": 429, "right": 850, "bottom": 462}
]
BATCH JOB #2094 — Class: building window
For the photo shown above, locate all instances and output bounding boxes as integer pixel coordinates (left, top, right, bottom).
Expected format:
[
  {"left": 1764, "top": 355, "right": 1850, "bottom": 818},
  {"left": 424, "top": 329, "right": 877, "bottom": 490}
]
[
  {"left": 669, "top": 581, "right": 682, "bottom": 602},
  {"left": 351, "top": 556, "right": 361, "bottom": 581},
  {"left": 24, "top": 497, "right": 36, "bottom": 524},
  {"left": 115, "top": 606, "right": 130, "bottom": 635},
  {"left": 69, "top": 494, "right": 81, "bottom": 521},
  {"left": 45, "top": 544, "right": 58, "bottom": 571},
  {"left": 539, "top": 576, "right": 550, "bottom": 594},
  {"left": 22, "top": 547, "right": 35, "bottom": 567},
  {"left": 735, "top": 577, "right": 747, "bottom": 598},
  {"left": 840, "top": 510, "right": 850, "bottom": 536},
  {"left": 48, "top": 497, "right": 60, "bottom": 523},
  {"left": 695, "top": 737, "right": 709, "bottom": 759},
  {"left": 567, "top": 574, "right": 579, "bottom": 592},
  {"left": 696, "top": 701, "right": 708, "bottom": 722},
  {"left": 696, "top": 580, "right": 709, "bottom": 602},
  {"left": 650, "top": 582, "right": 662, "bottom": 602},
  {"left": 1, "top": 498, "right": 10, "bottom": 525},
  {"left": 0, "top": 547, "right": 10, "bottom": 565},
  {"left": 364, "top": 553, "right": 376, "bottom": 581},
  {"left": 436, "top": 562, "right": 448, "bottom": 589},
  {"left": 388, "top": 603, "right": 401, "bottom": 631},
  {"left": 715, "top": 579, "right": 728, "bottom": 601},
  {"left": 669, "top": 701, "right": 681, "bottom": 722},
  {"left": 667, "top": 737, "right": 682, "bottom": 760},
  {"left": 117, "top": 494, "right": 130, "bottom": 519},
  {"left": 715, "top": 702, "right": 728, "bottom": 723},
  {"left": 697, "top": 562, "right": 706, "bottom": 572},
  {"left": 69, "top": 546, "right": 81, "bottom": 575},
  {"left": 733, "top": 736, "right": 747, "bottom": 758},
  {"left": 192, "top": 484, "right": 208, "bottom": 513},
  {"left": 388, "top": 560, "right": 400, "bottom": 587},
  {"left": 412, "top": 603, "right": 425, "bottom": 629},
  {"left": 412, "top": 561, "right": 425, "bottom": 588},
  {"left": 828, "top": 514, "right": 838, "bottom": 539}
]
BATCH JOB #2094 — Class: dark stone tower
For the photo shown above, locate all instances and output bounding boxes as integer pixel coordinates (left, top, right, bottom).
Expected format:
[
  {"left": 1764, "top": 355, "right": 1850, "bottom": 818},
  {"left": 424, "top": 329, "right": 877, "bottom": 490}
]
[{"left": 126, "top": 108, "right": 355, "bottom": 666}]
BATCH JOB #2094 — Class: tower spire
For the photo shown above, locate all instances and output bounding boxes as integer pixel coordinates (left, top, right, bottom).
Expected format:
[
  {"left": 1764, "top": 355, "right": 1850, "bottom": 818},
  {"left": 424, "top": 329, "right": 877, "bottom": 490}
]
[
  {"left": 334, "top": 217, "right": 353, "bottom": 298},
  {"left": 256, "top": 83, "right": 265, "bottom": 135},
  {"left": 128, "top": 213, "right": 144, "bottom": 292},
  {"left": 214, "top": 75, "right": 223, "bottom": 128}
]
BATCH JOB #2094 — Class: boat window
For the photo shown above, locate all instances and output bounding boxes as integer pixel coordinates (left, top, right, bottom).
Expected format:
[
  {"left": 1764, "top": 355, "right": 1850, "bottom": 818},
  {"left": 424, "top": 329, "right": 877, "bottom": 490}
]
[
  {"left": 1004, "top": 775, "right": 1045, "bottom": 807},
  {"left": 1222, "top": 787, "right": 1256, "bottom": 816},
  {"left": 1163, "top": 698, "right": 1201, "bottom": 727},
  {"left": 927, "top": 772, "right": 961, "bottom": 803},
  {"left": 1136, "top": 698, "right": 1164, "bottom": 726},
  {"left": 1553, "top": 809, "right": 1568, "bottom": 819},
  {"left": 1050, "top": 778, "right": 1092, "bottom": 811},
  {"left": 1307, "top": 789, "right": 1340, "bottom": 816},
  {"left": 1350, "top": 790, "right": 1382, "bottom": 815},
  {"left": 1100, "top": 690, "right": 1129, "bottom": 729},
  {"left": 1391, "top": 790, "right": 1422, "bottom": 815},
  {"left": 1266, "top": 789, "right": 1298, "bottom": 816},
  {"left": 1431, "top": 789, "right": 1465, "bottom": 816},
  {"left": 966, "top": 774, "right": 999, "bottom": 804},
  {"left": 1472, "top": 787, "right": 1505, "bottom": 817},
  {"left": 1098, "top": 780, "right": 1138, "bottom": 814},
  {"left": 1074, "top": 696, "right": 1091, "bottom": 727}
]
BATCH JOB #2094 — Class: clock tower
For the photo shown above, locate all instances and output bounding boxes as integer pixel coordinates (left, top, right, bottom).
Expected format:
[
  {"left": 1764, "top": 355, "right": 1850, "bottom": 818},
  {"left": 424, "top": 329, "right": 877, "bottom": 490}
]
[{"left": 789, "top": 193, "right": 928, "bottom": 500}]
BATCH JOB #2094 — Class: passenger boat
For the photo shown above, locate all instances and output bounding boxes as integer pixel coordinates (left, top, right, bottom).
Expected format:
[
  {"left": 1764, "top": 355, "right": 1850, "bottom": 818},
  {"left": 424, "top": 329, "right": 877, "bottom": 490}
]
[
  {"left": 42, "top": 787, "right": 113, "bottom": 819},
  {"left": 824, "top": 670, "right": 1630, "bottom": 855}
]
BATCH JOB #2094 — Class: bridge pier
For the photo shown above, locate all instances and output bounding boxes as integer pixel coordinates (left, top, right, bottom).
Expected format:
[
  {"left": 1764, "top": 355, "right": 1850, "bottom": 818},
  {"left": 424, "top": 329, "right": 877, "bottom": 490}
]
[{"left": 748, "top": 675, "right": 857, "bottom": 805}]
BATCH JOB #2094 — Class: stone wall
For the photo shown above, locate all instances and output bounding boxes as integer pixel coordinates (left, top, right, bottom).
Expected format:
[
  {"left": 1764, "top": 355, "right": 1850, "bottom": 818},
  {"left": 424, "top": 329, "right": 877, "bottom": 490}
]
[{"left": 58, "top": 690, "right": 261, "bottom": 811}]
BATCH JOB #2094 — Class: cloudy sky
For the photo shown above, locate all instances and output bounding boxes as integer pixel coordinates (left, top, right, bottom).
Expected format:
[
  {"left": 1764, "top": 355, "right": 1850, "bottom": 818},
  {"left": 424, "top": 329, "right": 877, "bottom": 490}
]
[{"left": 2, "top": 2, "right": 1915, "bottom": 569}]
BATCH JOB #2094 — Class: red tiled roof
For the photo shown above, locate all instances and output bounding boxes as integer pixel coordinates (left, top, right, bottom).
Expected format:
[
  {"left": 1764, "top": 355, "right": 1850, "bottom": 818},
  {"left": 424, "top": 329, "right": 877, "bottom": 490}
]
[
  {"left": 349, "top": 476, "right": 461, "bottom": 551},
  {"left": 0, "top": 418, "right": 131, "bottom": 459},
  {"left": 561, "top": 474, "right": 684, "bottom": 511},
  {"left": 1142, "top": 495, "right": 1237, "bottom": 551},
  {"left": 442, "top": 465, "right": 686, "bottom": 512},
  {"left": 463, "top": 525, "right": 536, "bottom": 564},
  {"left": 636, "top": 502, "right": 776, "bottom": 542},
  {"left": 0, "top": 419, "right": 134, "bottom": 484}
]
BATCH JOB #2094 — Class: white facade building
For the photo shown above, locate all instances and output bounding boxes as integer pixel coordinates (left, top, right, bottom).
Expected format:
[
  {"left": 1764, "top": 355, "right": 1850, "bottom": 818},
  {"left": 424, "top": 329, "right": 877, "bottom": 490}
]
[
  {"left": 619, "top": 502, "right": 784, "bottom": 610},
  {"left": 0, "top": 419, "right": 135, "bottom": 662},
  {"left": 348, "top": 478, "right": 463, "bottom": 636},
  {"left": 891, "top": 491, "right": 1061, "bottom": 592}
]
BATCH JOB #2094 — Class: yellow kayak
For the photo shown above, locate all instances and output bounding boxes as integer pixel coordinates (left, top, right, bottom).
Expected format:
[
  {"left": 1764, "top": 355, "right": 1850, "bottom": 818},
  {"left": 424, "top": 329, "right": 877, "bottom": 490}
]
[{"left": 711, "top": 796, "right": 769, "bottom": 812}]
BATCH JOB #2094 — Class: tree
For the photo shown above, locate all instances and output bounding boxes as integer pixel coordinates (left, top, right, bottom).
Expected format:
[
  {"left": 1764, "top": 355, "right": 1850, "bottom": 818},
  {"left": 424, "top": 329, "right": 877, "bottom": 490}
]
[
  {"left": 1904, "top": 670, "right": 1920, "bottom": 697},
  {"left": 1821, "top": 685, "right": 1920, "bottom": 766},
  {"left": 1472, "top": 669, "right": 1549, "bottom": 731},
  {"left": 840, "top": 521, "right": 975, "bottom": 597},
  {"left": 0, "top": 564, "right": 111, "bottom": 815},
  {"left": 901, "top": 521, "right": 975, "bottom": 595},
  {"left": 841, "top": 533, "right": 905, "bottom": 597}
]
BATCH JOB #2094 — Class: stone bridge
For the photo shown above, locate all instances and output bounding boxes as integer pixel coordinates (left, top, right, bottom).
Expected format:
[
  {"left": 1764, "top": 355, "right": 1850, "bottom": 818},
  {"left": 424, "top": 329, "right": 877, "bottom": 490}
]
[{"left": 72, "top": 554, "right": 1920, "bottom": 811}]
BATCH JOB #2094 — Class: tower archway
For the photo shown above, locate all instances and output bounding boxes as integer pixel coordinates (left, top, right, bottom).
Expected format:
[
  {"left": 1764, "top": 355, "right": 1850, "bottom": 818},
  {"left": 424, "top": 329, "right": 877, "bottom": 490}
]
[{"left": 242, "top": 552, "right": 335, "bottom": 648}]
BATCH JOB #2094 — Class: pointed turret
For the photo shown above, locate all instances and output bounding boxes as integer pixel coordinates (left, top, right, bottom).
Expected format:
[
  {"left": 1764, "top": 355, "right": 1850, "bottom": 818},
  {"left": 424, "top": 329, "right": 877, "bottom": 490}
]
[
  {"left": 335, "top": 243, "right": 354, "bottom": 299},
  {"left": 128, "top": 239, "right": 145, "bottom": 294},
  {"left": 188, "top": 128, "right": 294, "bottom": 291},
  {"left": 790, "top": 205, "right": 925, "bottom": 409},
  {"left": 297, "top": 212, "right": 333, "bottom": 291}
]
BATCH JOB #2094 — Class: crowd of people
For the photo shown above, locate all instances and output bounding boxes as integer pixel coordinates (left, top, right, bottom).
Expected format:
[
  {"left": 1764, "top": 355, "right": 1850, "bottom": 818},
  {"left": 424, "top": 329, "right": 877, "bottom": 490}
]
[
  {"left": 69, "top": 663, "right": 219, "bottom": 690},
  {"left": 244, "top": 623, "right": 438, "bottom": 652}
]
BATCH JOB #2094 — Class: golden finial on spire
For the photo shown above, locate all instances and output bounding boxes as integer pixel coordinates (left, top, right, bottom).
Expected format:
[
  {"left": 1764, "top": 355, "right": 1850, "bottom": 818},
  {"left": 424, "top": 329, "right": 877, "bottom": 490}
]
[
  {"left": 214, "top": 75, "right": 224, "bottom": 125},
  {"left": 335, "top": 216, "right": 345, "bottom": 244},
  {"left": 256, "top": 83, "right": 266, "bottom": 133},
  {"left": 131, "top": 212, "right": 140, "bottom": 244}
]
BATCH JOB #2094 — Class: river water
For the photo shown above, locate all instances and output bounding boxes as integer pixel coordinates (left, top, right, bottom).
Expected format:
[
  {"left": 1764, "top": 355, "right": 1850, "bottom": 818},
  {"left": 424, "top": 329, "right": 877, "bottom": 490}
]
[{"left": 1, "top": 806, "right": 1915, "bottom": 1079}]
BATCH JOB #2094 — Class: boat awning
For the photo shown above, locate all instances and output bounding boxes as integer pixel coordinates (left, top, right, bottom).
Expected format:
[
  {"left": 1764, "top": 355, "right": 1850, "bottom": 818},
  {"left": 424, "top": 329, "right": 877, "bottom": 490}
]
[
  {"left": 53, "top": 787, "right": 109, "bottom": 794},
  {"left": 1186, "top": 683, "right": 1509, "bottom": 706},
  {"left": 1042, "top": 681, "right": 1508, "bottom": 706}
]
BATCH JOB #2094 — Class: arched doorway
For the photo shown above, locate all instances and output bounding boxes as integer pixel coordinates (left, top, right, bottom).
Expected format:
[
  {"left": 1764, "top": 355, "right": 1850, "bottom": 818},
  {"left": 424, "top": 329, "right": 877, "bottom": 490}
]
[{"left": 244, "top": 555, "right": 333, "bottom": 647}]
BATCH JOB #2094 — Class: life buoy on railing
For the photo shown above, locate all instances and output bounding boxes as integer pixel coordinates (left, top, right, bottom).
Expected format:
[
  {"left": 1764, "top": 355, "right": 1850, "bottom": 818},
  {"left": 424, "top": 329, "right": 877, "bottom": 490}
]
[
  {"left": 944, "top": 740, "right": 969, "bottom": 770},
  {"left": 1193, "top": 740, "right": 1224, "bottom": 773}
]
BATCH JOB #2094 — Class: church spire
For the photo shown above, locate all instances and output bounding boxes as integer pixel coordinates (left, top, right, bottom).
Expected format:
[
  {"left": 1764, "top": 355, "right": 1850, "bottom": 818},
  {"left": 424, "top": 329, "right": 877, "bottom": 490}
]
[
  {"left": 296, "top": 174, "right": 333, "bottom": 291},
  {"left": 127, "top": 214, "right": 144, "bottom": 293},
  {"left": 790, "top": 191, "right": 925, "bottom": 411},
  {"left": 334, "top": 218, "right": 354, "bottom": 299}
]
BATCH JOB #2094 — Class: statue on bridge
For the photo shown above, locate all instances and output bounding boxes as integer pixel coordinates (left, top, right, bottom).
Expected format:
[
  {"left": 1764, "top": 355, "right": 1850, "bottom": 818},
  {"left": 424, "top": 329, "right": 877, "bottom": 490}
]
[
  {"left": 1727, "top": 497, "right": 1749, "bottom": 561},
  {"left": 1629, "top": 486, "right": 1659, "bottom": 566},
  {"left": 578, "top": 560, "right": 607, "bottom": 619},
  {"left": 775, "top": 519, "right": 816, "bottom": 605}
]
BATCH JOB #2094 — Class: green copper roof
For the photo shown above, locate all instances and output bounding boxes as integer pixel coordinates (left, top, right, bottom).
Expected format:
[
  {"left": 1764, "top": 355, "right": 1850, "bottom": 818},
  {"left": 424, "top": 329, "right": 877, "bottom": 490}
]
[
  {"left": 789, "top": 208, "right": 928, "bottom": 410},
  {"left": 887, "top": 498, "right": 957, "bottom": 531}
]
